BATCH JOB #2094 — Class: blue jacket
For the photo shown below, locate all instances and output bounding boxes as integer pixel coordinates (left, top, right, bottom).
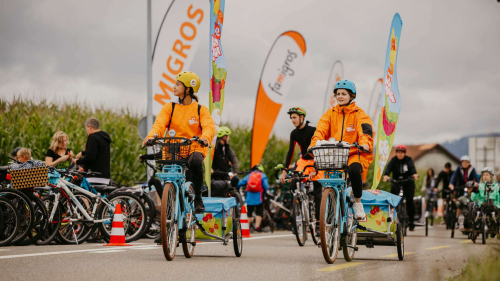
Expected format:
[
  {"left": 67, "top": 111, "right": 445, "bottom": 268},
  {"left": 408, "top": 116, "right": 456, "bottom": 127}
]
[
  {"left": 450, "top": 166, "right": 479, "bottom": 188},
  {"left": 238, "top": 171, "right": 269, "bottom": 206}
]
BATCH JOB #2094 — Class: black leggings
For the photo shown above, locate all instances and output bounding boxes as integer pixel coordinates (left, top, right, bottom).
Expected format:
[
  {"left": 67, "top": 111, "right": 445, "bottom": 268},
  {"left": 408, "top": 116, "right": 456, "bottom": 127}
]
[
  {"left": 391, "top": 183, "right": 415, "bottom": 226},
  {"left": 185, "top": 152, "right": 204, "bottom": 198},
  {"left": 349, "top": 162, "right": 363, "bottom": 199}
]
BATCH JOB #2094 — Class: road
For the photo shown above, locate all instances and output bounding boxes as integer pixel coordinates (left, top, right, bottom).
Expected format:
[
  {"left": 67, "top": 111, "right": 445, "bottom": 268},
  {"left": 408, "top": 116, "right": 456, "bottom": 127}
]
[{"left": 0, "top": 224, "right": 497, "bottom": 281}]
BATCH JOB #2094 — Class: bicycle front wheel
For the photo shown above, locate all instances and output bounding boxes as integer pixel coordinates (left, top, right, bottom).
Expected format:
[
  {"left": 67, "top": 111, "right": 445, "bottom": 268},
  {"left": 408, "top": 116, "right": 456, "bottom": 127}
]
[
  {"left": 0, "top": 197, "right": 20, "bottom": 246},
  {"left": 17, "top": 193, "right": 49, "bottom": 245},
  {"left": 292, "top": 194, "right": 306, "bottom": 246},
  {"left": 161, "top": 183, "right": 178, "bottom": 261},
  {"left": 320, "top": 188, "right": 340, "bottom": 264},
  {"left": 36, "top": 196, "right": 62, "bottom": 245}
]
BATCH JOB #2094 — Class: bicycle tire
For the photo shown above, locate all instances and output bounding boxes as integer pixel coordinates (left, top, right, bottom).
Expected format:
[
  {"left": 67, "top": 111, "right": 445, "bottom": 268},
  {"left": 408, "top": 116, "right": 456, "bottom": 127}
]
[
  {"left": 36, "top": 196, "right": 62, "bottom": 245},
  {"left": 181, "top": 184, "right": 195, "bottom": 258},
  {"left": 308, "top": 195, "right": 319, "bottom": 245},
  {"left": 0, "top": 197, "right": 20, "bottom": 246},
  {"left": 233, "top": 212, "right": 243, "bottom": 257},
  {"left": 161, "top": 183, "right": 178, "bottom": 261},
  {"left": 482, "top": 218, "right": 486, "bottom": 245},
  {"left": 292, "top": 194, "right": 306, "bottom": 246},
  {"left": 342, "top": 209, "right": 357, "bottom": 261},
  {"left": 0, "top": 189, "right": 34, "bottom": 245},
  {"left": 57, "top": 192, "right": 94, "bottom": 244},
  {"left": 97, "top": 192, "right": 147, "bottom": 243},
  {"left": 425, "top": 216, "right": 428, "bottom": 237},
  {"left": 17, "top": 193, "right": 49, "bottom": 245},
  {"left": 320, "top": 188, "right": 340, "bottom": 264},
  {"left": 451, "top": 216, "right": 455, "bottom": 239},
  {"left": 396, "top": 223, "right": 404, "bottom": 261}
]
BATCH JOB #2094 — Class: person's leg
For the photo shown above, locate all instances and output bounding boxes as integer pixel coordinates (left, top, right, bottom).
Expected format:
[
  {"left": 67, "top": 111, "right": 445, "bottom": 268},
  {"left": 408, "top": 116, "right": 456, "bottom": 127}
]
[
  {"left": 348, "top": 162, "right": 365, "bottom": 219},
  {"left": 254, "top": 204, "right": 264, "bottom": 230},
  {"left": 148, "top": 177, "right": 163, "bottom": 200},
  {"left": 404, "top": 184, "right": 416, "bottom": 230},
  {"left": 247, "top": 205, "right": 255, "bottom": 225},
  {"left": 312, "top": 181, "right": 322, "bottom": 221},
  {"left": 187, "top": 152, "right": 205, "bottom": 212}
]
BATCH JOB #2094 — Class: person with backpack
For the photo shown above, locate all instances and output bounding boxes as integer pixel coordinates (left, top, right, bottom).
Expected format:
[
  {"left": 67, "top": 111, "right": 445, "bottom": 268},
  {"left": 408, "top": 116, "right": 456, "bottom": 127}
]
[{"left": 238, "top": 164, "right": 269, "bottom": 232}]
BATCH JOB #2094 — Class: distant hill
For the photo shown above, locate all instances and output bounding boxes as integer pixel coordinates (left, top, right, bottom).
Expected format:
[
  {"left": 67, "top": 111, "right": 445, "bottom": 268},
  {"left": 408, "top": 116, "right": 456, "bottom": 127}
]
[{"left": 441, "top": 133, "right": 500, "bottom": 159}]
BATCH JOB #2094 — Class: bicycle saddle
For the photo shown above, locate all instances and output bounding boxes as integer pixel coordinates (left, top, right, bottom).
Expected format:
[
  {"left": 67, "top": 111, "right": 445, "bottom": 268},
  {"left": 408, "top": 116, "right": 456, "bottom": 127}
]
[{"left": 91, "top": 185, "right": 118, "bottom": 192}]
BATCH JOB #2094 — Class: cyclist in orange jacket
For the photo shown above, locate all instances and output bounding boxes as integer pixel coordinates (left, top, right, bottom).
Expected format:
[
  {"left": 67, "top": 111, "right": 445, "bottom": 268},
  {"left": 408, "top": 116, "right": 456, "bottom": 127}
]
[
  {"left": 308, "top": 80, "right": 374, "bottom": 220},
  {"left": 142, "top": 71, "right": 216, "bottom": 214}
]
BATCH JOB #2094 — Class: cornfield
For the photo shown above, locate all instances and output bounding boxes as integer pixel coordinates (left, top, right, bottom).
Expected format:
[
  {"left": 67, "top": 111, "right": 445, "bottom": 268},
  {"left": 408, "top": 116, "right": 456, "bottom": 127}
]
[{"left": 0, "top": 97, "right": 298, "bottom": 186}]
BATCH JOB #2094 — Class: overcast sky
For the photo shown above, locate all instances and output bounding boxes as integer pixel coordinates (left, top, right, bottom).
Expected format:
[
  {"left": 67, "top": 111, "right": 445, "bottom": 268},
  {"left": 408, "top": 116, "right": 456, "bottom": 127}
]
[{"left": 1, "top": 0, "right": 499, "bottom": 145}]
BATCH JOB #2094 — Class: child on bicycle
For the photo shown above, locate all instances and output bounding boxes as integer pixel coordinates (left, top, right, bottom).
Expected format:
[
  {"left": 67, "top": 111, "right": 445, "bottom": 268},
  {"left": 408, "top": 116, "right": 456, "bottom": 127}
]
[
  {"left": 308, "top": 80, "right": 373, "bottom": 220},
  {"left": 471, "top": 167, "right": 500, "bottom": 209},
  {"left": 142, "top": 71, "right": 216, "bottom": 214}
]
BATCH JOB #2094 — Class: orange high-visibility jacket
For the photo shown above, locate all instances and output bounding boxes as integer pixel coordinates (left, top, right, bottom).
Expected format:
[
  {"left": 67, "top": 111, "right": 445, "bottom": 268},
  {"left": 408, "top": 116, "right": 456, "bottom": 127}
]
[
  {"left": 310, "top": 102, "right": 374, "bottom": 169},
  {"left": 147, "top": 101, "right": 216, "bottom": 157}
]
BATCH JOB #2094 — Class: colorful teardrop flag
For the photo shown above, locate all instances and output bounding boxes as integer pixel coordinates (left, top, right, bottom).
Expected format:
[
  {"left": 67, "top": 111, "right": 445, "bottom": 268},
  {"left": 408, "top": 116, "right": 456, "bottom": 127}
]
[
  {"left": 151, "top": 0, "right": 208, "bottom": 114},
  {"left": 250, "top": 31, "right": 307, "bottom": 167},
  {"left": 204, "top": 0, "right": 227, "bottom": 194},
  {"left": 372, "top": 13, "right": 403, "bottom": 189}
]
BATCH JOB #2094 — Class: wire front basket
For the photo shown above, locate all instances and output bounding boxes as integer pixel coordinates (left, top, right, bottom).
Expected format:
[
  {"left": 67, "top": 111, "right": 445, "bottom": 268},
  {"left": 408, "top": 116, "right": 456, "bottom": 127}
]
[
  {"left": 151, "top": 137, "right": 192, "bottom": 164},
  {"left": 311, "top": 143, "right": 350, "bottom": 170}
]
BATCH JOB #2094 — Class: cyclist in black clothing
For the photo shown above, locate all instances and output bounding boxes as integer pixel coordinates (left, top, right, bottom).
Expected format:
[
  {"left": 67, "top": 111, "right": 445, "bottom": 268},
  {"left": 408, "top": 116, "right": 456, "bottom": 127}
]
[
  {"left": 383, "top": 145, "right": 419, "bottom": 230},
  {"left": 211, "top": 126, "right": 240, "bottom": 188},
  {"left": 436, "top": 162, "right": 453, "bottom": 199},
  {"left": 279, "top": 107, "right": 321, "bottom": 221}
]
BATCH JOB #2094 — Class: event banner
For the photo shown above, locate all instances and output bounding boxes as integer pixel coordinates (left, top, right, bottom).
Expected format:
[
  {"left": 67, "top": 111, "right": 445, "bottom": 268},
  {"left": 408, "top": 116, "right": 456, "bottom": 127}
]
[
  {"left": 323, "top": 60, "right": 344, "bottom": 112},
  {"left": 151, "top": 0, "right": 208, "bottom": 114},
  {"left": 204, "top": 0, "right": 227, "bottom": 192},
  {"left": 372, "top": 13, "right": 403, "bottom": 189},
  {"left": 250, "top": 31, "right": 307, "bottom": 167}
]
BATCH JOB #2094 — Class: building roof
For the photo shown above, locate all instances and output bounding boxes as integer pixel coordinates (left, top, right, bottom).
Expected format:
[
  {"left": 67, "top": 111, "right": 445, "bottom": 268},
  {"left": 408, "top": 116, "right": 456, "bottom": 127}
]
[{"left": 388, "top": 143, "right": 460, "bottom": 163}]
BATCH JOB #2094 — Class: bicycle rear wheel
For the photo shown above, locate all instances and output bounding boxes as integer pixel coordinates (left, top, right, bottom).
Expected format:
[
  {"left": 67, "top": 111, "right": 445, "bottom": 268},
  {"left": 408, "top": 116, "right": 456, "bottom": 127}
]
[
  {"left": 0, "top": 197, "right": 20, "bottom": 246},
  {"left": 36, "top": 196, "right": 62, "bottom": 245},
  {"left": 181, "top": 184, "right": 195, "bottom": 258},
  {"left": 342, "top": 206, "right": 357, "bottom": 261},
  {"left": 57, "top": 193, "right": 93, "bottom": 244},
  {"left": 17, "top": 193, "right": 48, "bottom": 245},
  {"left": 144, "top": 209, "right": 161, "bottom": 239},
  {"left": 233, "top": 212, "right": 243, "bottom": 257},
  {"left": 161, "top": 183, "right": 178, "bottom": 261},
  {"left": 0, "top": 189, "right": 34, "bottom": 245},
  {"left": 98, "top": 192, "right": 147, "bottom": 243},
  {"left": 320, "top": 188, "right": 340, "bottom": 264},
  {"left": 292, "top": 194, "right": 306, "bottom": 246}
]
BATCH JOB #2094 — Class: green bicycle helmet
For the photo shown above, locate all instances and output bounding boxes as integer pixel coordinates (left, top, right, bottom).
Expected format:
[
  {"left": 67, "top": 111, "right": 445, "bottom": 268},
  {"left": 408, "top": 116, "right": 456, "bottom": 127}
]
[
  {"left": 252, "top": 164, "right": 265, "bottom": 172},
  {"left": 217, "top": 126, "right": 232, "bottom": 138},
  {"left": 287, "top": 107, "right": 307, "bottom": 117}
]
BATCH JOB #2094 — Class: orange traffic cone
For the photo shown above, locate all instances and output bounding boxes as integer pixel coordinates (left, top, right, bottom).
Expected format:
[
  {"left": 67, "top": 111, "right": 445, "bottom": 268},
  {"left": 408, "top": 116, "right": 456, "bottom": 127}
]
[
  {"left": 240, "top": 205, "right": 252, "bottom": 238},
  {"left": 104, "top": 204, "right": 132, "bottom": 246}
]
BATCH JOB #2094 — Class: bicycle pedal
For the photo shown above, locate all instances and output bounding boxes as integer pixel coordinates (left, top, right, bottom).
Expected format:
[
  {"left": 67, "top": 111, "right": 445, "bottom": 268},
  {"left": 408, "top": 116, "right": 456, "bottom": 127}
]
[{"left": 191, "top": 242, "right": 196, "bottom": 246}]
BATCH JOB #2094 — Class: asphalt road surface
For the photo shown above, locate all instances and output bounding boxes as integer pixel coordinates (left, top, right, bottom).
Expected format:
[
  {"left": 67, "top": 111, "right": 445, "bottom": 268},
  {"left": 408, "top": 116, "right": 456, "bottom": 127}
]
[{"left": 0, "top": 224, "right": 497, "bottom": 281}]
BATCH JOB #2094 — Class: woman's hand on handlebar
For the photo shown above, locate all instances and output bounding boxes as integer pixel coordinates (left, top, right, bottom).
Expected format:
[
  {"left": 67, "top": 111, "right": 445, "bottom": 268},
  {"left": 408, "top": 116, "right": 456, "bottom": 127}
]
[
  {"left": 383, "top": 175, "right": 389, "bottom": 182},
  {"left": 308, "top": 170, "right": 317, "bottom": 181},
  {"left": 200, "top": 137, "right": 209, "bottom": 146},
  {"left": 279, "top": 170, "right": 288, "bottom": 184},
  {"left": 142, "top": 137, "right": 152, "bottom": 147},
  {"left": 361, "top": 144, "right": 369, "bottom": 152}
]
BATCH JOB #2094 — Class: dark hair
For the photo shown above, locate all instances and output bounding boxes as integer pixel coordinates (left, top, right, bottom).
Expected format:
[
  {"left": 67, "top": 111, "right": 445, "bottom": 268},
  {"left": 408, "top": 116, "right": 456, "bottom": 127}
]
[
  {"left": 334, "top": 88, "right": 355, "bottom": 99},
  {"left": 426, "top": 168, "right": 435, "bottom": 188},
  {"left": 187, "top": 87, "right": 198, "bottom": 101},
  {"left": 445, "top": 162, "right": 451, "bottom": 168}
]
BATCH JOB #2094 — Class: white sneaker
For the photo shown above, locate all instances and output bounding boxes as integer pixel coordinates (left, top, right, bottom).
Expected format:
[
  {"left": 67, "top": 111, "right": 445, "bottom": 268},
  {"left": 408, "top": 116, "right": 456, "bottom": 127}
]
[{"left": 353, "top": 203, "right": 365, "bottom": 220}]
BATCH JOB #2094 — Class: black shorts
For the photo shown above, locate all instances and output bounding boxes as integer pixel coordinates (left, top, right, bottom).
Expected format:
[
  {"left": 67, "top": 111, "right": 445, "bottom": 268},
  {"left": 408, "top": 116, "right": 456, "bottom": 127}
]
[{"left": 247, "top": 204, "right": 264, "bottom": 217}]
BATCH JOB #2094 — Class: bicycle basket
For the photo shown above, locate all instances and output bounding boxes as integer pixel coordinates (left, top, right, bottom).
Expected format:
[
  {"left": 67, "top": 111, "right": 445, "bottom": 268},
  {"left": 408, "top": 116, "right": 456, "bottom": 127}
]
[
  {"left": 10, "top": 165, "right": 49, "bottom": 190},
  {"left": 311, "top": 143, "right": 350, "bottom": 170},
  {"left": 152, "top": 137, "right": 192, "bottom": 164}
]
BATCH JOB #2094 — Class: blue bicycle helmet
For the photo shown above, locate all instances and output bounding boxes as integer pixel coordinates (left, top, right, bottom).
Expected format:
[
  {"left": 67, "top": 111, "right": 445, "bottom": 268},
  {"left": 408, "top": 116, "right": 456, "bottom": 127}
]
[{"left": 334, "top": 80, "right": 357, "bottom": 97}]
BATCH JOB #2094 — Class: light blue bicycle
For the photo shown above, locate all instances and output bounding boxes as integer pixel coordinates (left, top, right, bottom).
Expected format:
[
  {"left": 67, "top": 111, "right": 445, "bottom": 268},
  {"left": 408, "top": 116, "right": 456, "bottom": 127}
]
[
  {"left": 311, "top": 142, "right": 369, "bottom": 264},
  {"left": 144, "top": 135, "right": 242, "bottom": 261}
]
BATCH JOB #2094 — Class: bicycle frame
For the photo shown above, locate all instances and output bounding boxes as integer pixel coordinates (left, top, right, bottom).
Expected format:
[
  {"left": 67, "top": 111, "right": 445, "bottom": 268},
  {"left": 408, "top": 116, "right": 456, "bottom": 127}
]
[{"left": 318, "top": 170, "right": 355, "bottom": 236}]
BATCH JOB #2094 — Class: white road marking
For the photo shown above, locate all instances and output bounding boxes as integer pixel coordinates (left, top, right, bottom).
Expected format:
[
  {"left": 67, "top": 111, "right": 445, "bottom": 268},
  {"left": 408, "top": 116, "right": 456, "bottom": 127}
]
[{"left": 90, "top": 250, "right": 127, "bottom": 254}]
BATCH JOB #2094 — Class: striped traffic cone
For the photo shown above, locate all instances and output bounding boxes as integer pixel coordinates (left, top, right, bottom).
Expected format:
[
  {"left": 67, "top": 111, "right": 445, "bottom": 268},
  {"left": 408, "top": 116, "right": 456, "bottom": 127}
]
[
  {"left": 240, "top": 205, "right": 252, "bottom": 238},
  {"left": 104, "top": 204, "right": 132, "bottom": 246}
]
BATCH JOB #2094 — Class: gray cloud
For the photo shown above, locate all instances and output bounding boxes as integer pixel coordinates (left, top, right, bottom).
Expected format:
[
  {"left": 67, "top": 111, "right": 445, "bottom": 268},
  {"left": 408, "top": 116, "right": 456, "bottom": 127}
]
[{"left": 1, "top": 0, "right": 499, "bottom": 145}]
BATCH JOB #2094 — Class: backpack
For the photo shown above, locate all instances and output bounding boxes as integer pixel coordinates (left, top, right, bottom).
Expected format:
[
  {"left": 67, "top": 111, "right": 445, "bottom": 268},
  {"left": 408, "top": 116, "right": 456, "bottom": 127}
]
[{"left": 247, "top": 171, "right": 263, "bottom": 193}]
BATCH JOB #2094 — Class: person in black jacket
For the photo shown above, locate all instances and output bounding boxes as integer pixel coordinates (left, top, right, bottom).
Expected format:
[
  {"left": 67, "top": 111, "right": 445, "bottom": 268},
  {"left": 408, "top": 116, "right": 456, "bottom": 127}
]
[
  {"left": 436, "top": 162, "right": 453, "bottom": 199},
  {"left": 211, "top": 126, "right": 239, "bottom": 187},
  {"left": 73, "top": 117, "right": 112, "bottom": 185},
  {"left": 383, "top": 145, "right": 419, "bottom": 230}
]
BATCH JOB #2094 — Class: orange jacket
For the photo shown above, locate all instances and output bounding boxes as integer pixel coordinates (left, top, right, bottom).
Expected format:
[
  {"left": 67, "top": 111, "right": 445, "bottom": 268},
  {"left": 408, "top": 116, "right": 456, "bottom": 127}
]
[
  {"left": 310, "top": 102, "right": 374, "bottom": 169},
  {"left": 147, "top": 101, "right": 216, "bottom": 157}
]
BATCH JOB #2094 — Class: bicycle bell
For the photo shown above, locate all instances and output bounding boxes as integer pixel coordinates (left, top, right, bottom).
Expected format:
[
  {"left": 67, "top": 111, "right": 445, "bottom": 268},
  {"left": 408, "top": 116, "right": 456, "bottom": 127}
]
[{"left": 168, "top": 129, "right": 176, "bottom": 137}]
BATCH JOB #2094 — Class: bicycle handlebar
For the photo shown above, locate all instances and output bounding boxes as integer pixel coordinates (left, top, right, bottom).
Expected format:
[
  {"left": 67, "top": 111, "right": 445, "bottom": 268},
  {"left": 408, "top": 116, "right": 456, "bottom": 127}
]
[
  {"left": 387, "top": 177, "right": 415, "bottom": 183},
  {"left": 142, "top": 136, "right": 211, "bottom": 149}
]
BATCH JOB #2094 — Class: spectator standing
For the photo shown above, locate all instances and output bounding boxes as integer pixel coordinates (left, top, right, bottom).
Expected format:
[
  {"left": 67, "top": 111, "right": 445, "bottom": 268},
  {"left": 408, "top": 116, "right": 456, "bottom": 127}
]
[
  {"left": 73, "top": 118, "right": 112, "bottom": 185},
  {"left": 238, "top": 164, "right": 269, "bottom": 232}
]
